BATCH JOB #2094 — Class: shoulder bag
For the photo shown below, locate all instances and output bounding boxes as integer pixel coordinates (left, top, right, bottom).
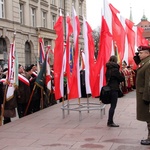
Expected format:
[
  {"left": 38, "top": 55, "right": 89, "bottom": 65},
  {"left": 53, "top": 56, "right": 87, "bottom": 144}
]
[{"left": 100, "top": 85, "right": 111, "bottom": 104}]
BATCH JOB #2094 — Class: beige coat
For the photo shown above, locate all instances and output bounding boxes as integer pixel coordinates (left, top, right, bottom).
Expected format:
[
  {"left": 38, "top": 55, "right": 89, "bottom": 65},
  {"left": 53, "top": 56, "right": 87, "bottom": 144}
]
[{"left": 136, "top": 56, "right": 150, "bottom": 122}]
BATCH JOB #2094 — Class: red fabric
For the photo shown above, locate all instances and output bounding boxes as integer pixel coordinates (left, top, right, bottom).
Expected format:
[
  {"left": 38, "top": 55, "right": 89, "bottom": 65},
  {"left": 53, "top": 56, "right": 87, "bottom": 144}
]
[
  {"left": 68, "top": 10, "right": 81, "bottom": 99},
  {"left": 125, "top": 19, "right": 135, "bottom": 66},
  {"left": 45, "top": 46, "right": 51, "bottom": 91},
  {"left": 66, "top": 15, "right": 73, "bottom": 95},
  {"left": 54, "top": 15, "right": 64, "bottom": 100},
  {"left": 109, "top": 3, "right": 125, "bottom": 63},
  {"left": 92, "top": 16, "right": 112, "bottom": 97},
  {"left": 86, "top": 21, "right": 95, "bottom": 94}
]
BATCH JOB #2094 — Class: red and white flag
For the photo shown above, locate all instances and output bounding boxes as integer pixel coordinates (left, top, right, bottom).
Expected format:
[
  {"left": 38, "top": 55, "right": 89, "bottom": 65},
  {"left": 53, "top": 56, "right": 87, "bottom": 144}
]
[
  {"left": 45, "top": 45, "right": 51, "bottom": 91},
  {"left": 83, "top": 16, "right": 95, "bottom": 94},
  {"left": 120, "top": 16, "right": 129, "bottom": 64},
  {"left": 125, "top": 19, "right": 135, "bottom": 66},
  {"left": 53, "top": 10, "right": 64, "bottom": 100},
  {"left": 6, "top": 43, "right": 16, "bottom": 100},
  {"left": 92, "top": 16, "right": 112, "bottom": 97},
  {"left": 68, "top": 7, "right": 81, "bottom": 99},
  {"left": 65, "top": 14, "right": 73, "bottom": 95},
  {"left": 109, "top": 3, "right": 126, "bottom": 63}
]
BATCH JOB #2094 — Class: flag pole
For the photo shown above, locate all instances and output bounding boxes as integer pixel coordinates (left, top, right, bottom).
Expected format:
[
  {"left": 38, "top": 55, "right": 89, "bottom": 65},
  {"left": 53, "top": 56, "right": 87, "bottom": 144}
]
[
  {"left": 37, "top": 29, "right": 40, "bottom": 74},
  {"left": 78, "top": 98, "right": 82, "bottom": 121},
  {"left": 62, "top": 96, "right": 65, "bottom": 119},
  {"left": 0, "top": 84, "right": 8, "bottom": 126},
  {"left": 24, "top": 84, "right": 36, "bottom": 116},
  {"left": 87, "top": 94, "right": 90, "bottom": 113},
  {"left": 40, "top": 88, "right": 44, "bottom": 109}
]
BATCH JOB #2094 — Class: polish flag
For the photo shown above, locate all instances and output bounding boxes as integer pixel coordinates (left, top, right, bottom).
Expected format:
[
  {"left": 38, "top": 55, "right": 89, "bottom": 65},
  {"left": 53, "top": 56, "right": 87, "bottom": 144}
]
[
  {"left": 53, "top": 10, "right": 64, "bottom": 100},
  {"left": 45, "top": 45, "right": 51, "bottom": 91},
  {"left": 125, "top": 19, "right": 135, "bottom": 66},
  {"left": 92, "top": 16, "right": 112, "bottom": 97},
  {"left": 109, "top": 3, "right": 125, "bottom": 63},
  {"left": 68, "top": 7, "right": 81, "bottom": 99},
  {"left": 83, "top": 16, "right": 95, "bottom": 94},
  {"left": 65, "top": 14, "right": 73, "bottom": 95},
  {"left": 6, "top": 43, "right": 16, "bottom": 100}
]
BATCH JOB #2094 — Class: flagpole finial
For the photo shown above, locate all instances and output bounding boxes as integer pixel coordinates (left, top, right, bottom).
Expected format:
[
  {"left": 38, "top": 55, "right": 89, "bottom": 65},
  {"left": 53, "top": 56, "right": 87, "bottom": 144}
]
[
  {"left": 13, "top": 29, "right": 16, "bottom": 42},
  {"left": 59, "top": 9, "right": 62, "bottom": 16},
  {"left": 14, "top": 29, "right": 16, "bottom": 37}
]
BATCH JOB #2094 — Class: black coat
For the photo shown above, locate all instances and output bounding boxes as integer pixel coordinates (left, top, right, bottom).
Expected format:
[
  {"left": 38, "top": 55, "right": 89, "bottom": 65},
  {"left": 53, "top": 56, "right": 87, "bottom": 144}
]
[
  {"left": 0, "top": 82, "right": 3, "bottom": 104},
  {"left": 106, "top": 62, "right": 124, "bottom": 91}
]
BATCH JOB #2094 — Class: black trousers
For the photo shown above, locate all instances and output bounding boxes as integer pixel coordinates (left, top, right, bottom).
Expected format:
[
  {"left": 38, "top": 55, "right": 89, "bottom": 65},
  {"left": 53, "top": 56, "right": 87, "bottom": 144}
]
[
  {"left": 17, "top": 103, "right": 27, "bottom": 118},
  {"left": 108, "top": 90, "right": 118, "bottom": 124}
]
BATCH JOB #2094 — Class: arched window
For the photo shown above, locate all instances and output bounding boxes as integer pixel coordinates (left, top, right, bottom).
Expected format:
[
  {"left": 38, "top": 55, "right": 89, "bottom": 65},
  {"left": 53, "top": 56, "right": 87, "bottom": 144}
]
[
  {"left": 0, "top": 37, "right": 7, "bottom": 68},
  {"left": 25, "top": 41, "right": 31, "bottom": 66}
]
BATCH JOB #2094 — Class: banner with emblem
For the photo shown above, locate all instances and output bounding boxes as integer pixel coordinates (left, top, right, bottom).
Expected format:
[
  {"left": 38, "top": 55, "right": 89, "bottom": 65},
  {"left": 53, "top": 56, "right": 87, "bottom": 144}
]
[{"left": 6, "top": 42, "right": 16, "bottom": 101}]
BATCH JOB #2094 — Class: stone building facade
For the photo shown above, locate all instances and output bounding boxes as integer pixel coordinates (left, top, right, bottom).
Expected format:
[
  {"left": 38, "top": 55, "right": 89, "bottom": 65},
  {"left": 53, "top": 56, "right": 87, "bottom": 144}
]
[{"left": 0, "top": 0, "right": 86, "bottom": 68}]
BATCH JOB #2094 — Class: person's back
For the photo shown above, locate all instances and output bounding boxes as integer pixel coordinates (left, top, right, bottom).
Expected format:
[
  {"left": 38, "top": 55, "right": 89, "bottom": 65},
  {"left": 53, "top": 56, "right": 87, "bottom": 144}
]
[{"left": 106, "top": 55, "right": 124, "bottom": 127}]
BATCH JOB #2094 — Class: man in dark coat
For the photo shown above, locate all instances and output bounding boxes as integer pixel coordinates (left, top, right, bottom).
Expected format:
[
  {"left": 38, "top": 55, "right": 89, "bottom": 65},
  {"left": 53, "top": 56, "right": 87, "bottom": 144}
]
[
  {"left": 17, "top": 64, "right": 30, "bottom": 118},
  {"left": 136, "top": 46, "right": 150, "bottom": 145}
]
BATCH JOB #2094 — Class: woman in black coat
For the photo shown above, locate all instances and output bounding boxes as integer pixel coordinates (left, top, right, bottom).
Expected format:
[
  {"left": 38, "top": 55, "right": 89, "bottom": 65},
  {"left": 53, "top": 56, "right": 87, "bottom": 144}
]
[{"left": 106, "top": 55, "right": 124, "bottom": 127}]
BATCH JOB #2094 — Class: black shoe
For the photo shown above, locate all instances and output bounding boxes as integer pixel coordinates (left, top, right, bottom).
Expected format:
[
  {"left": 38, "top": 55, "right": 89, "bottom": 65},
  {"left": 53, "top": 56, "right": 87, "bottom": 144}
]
[
  {"left": 141, "top": 139, "right": 150, "bottom": 145},
  {"left": 107, "top": 123, "right": 119, "bottom": 127}
]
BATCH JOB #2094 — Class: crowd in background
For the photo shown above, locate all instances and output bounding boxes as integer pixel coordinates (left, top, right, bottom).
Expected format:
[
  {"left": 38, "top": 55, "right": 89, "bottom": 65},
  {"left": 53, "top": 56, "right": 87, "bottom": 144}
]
[
  {"left": 0, "top": 64, "right": 57, "bottom": 125},
  {"left": 0, "top": 59, "right": 136, "bottom": 125}
]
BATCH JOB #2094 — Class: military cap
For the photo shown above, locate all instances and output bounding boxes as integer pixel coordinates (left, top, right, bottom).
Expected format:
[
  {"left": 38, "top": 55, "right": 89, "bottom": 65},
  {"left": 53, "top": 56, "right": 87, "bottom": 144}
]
[{"left": 137, "top": 45, "right": 150, "bottom": 51}]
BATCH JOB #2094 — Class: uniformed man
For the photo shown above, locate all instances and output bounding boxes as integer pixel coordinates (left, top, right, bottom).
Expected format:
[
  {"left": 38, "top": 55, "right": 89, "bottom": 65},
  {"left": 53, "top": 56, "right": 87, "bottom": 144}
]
[{"left": 136, "top": 45, "right": 150, "bottom": 145}]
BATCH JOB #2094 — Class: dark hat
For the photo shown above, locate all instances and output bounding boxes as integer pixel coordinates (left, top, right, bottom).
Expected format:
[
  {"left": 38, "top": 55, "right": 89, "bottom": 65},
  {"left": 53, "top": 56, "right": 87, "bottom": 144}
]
[
  {"left": 137, "top": 46, "right": 150, "bottom": 51},
  {"left": 25, "top": 65, "right": 32, "bottom": 72}
]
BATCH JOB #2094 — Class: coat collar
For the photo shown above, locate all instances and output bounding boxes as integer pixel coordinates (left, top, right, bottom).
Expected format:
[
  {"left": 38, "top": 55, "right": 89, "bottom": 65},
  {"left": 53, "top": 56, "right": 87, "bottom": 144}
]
[{"left": 137, "top": 56, "right": 150, "bottom": 69}]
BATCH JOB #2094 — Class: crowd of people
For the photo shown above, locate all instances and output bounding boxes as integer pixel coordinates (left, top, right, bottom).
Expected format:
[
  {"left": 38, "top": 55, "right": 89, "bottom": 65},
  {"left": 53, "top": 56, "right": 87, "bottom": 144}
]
[
  {"left": 0, "top": 45, "right": 150, "bottom": 145},
  {"left": 0, "top": 58, "right": 137, "bottom": 125},
  {"left": 0, "top": 64, "right": 57, "bottom": 125}
]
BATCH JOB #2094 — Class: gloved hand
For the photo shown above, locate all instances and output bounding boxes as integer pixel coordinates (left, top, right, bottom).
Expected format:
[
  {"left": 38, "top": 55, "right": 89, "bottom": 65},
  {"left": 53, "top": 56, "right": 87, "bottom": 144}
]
[{"left": 143, "top": 100, "right": 150, "bottom": 105}]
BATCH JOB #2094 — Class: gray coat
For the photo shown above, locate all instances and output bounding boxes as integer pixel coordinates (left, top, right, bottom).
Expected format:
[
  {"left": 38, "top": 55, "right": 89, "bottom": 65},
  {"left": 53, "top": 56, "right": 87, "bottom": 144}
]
[{"left": 136, "top": 56, "right": 150, "bottom": 122}]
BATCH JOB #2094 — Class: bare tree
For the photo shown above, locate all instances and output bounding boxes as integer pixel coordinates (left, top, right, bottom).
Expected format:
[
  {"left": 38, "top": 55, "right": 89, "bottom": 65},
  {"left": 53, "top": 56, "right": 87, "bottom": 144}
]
[{"left": 92, "top": 26, "right": 100, "bottom": 59}]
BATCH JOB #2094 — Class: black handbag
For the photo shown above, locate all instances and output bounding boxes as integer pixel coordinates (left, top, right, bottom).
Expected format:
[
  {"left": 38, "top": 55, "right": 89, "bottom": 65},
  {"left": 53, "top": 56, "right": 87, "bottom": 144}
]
[{"left": 100, "top": 85, "right": 111, "bottom": 104}]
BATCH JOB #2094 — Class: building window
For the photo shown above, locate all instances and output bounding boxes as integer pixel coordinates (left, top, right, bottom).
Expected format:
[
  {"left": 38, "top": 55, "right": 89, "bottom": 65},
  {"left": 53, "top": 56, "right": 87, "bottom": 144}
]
[
  {"left": 42, "top": 11, "right": 47, "bottom": 28},
  {"left": 25, "top": 41, "right": 31, "bottom": 66},
  {"left": 20, "top": 3, "right": 24, "bottom": 24},
  {"left": 51, "top": 0, "right": 55, "bottom": 5},
  {"left": 0, "top": 38, "right": 7, "bottom": 68},
  {"left": 31, "top": 7, "right": 36, "bottom": 27},
  {"left": 59, "top": 0, "right": 64, "bottom": 8},
  {"left": 0, "top": 0, "right": 5, "bottom": 18},
  {"left": 51, "top": 14, "right": 56, "bottom": 29}
]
